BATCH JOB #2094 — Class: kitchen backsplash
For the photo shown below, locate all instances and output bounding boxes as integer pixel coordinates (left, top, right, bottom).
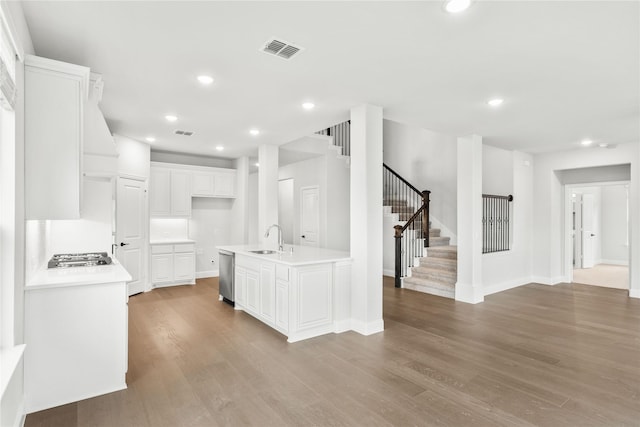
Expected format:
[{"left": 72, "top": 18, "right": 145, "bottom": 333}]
[{"left": 150, "top": 218, "right": 189, "bottom": 241}]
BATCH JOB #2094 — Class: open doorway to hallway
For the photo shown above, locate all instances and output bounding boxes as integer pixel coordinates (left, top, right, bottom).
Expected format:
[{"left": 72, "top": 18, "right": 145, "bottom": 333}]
[{"left": 569, "top": 183, "right": 629, "bottom": 290}]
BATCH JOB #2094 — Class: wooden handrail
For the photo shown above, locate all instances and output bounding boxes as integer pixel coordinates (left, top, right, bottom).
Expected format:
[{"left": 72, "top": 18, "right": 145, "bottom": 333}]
[{"left": 383, "top": 163, "right": 422, "bottom": 197}]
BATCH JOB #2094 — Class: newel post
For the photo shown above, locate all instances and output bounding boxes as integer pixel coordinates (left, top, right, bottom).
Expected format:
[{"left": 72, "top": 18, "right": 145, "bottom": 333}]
[
  {"left": 394, "top": 225, "right": 403, "bottom": 288},
  {"left": 422, "top": 190, "right": 431, "bottom": 248}
]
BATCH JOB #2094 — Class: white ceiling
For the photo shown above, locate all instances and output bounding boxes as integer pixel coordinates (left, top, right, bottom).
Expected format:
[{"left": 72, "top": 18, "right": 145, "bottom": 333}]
[{"left": 21, "top": 1, "right": 639, "bottom": 159}]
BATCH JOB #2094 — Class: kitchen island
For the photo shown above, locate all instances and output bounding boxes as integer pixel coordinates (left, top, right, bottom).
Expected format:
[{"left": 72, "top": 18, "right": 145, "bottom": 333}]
[
  {"left": 24, "top": 259, "right": 131, "bottom": 413},
  {"left": 217, "top": 245, "right": 352, "bottom": 343}
]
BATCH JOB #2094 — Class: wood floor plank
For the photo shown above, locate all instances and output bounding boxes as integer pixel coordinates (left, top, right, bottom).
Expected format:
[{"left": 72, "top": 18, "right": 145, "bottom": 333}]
[{"left": 25, "top": 277, "right": 640, "bottom": 426}]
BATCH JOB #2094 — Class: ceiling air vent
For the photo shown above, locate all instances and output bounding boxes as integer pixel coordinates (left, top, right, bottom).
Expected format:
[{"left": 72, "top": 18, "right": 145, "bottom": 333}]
[
  {"left": 261, "top": 38, "right": 303, "bottom": 60},
  {"left": 174, "top": 130, "right": 194, "bottom": 136}
]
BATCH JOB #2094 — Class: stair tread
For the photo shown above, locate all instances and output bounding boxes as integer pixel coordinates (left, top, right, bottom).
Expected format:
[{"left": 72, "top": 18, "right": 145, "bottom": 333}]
[
  {"left": 412, "top": 266, "right": 457, "bottom": 277},
  {"left": 427, "top": 245, "right": 457, "bottom": 252},
  {"left": 403, "top": 276, "right": 455, "bottom": 290}
]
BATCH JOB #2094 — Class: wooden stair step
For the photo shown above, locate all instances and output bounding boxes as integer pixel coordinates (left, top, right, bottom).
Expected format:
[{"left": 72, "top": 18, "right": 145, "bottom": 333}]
[
  {"left": 411, "top": 266, "right": 457, "bottom": 283},
  {"left": 426, "top": 245, "right": 457, "bottom": 260},
  {"left": 403, "top": 276, "right": 455, "bottom": 299},
  {"left": 429, "top": 236, "right": 450, "bottom": 247},
  {"left": 419, "top": 256, "right": 457, "bottom": 272}
]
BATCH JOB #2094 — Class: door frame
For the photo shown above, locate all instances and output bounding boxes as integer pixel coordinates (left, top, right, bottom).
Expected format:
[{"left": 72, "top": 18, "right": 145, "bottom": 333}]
[
  {"left": 116, "top": 174, "right": 150, "bottom": 295},
  {"left": 563, "top": 181, "right": 630, "bottom": 285}
]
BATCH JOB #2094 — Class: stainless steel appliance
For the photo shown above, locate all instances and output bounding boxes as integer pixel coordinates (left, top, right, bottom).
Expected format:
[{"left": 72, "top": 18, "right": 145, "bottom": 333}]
[
  {"left": 218, "top": 250, "right": 234, "bottom": 306},
  {"left": 48, "top": 252, "right": 112, "bottom": 268}
]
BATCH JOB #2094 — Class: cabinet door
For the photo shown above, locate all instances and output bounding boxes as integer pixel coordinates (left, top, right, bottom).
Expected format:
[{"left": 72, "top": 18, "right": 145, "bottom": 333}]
[
  {"left": 151, "top": 254, "right": 173, "bottom": 283},
  {"left": 150, "top": 168, "right": 171, "bottom": 216},
  {"left": 214, "top": 171, "right": 236, "bottom": 197},
  {"left": 25, "top": 58, "right": 88, "bottom": 220},
  {"left": 235, "top": 267, "right": 247, "bottom": 306},
  {"left": 275, "top": 279, "right": 289, "bottom": 332},
  {"left": 173, "top": 252, "right": 195, "bottom": 283},
  {"left": 259, "top": 264, "right": 276, "bottom": 324},
  {"left": 192, "top": 172, "right": 215, "bottom": 197},
  {"left": 245, "top": 269, "right": 260, "bottom": 315},
  {"left": 170, "top": 170, "right": 191, "bottom": 216}
]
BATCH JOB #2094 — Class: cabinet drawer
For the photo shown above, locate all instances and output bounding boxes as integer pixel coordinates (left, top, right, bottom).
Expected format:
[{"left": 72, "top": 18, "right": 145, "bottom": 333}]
[
  {"left": 151, "top": 244, "right": 173, "bottom": 254},
  {"left": 174, "top": 243, "right": 195, "bottom": 253},
  {"left": 276, "top": 264, "right": 289, "bottom": 282}
]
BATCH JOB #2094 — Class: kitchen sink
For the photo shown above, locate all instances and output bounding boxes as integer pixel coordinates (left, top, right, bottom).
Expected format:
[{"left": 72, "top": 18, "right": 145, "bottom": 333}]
[{"left": 249, "top": 249, "right": 278, "bottom": 255}]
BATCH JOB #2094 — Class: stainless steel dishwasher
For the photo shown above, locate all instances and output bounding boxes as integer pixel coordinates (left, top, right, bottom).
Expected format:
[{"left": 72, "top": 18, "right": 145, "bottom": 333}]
[{"left": 218, "top": 250, "right": 234, "bottom": 306}]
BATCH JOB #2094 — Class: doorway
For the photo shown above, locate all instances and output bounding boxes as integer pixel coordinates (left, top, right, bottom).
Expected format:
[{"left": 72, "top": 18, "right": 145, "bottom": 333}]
[
  {"left": 300, "top": 186, "right": 319, "bottom": 247},
  {"left": 566, "top": 183, "right": 629, "bottom": 289},
  {"left": 116, "top": 176, "right": 148, "bottom": 296}
]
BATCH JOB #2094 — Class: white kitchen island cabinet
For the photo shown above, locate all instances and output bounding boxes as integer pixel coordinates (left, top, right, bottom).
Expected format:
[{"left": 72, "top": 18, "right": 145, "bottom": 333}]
[
  {"left": 221, "top": 245, "right": 352, "bottom": 343},
  {"left": 24, "top": 260, "right": 131, "bottom": 414}
]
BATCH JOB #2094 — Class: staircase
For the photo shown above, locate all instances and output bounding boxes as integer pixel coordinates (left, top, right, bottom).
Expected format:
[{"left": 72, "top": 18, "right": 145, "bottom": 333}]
[{"left": 383, "top": 168, "right": 457, "bottom": 299}]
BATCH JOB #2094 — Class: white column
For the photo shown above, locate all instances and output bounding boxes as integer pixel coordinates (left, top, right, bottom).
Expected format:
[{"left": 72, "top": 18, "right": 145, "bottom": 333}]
[
  {"left": 456, "top": 135, "right": 484, "bottom": 303},
  {"left": 629, "top": 146, "right": 640, "bottom": 298},
  {"left": 231, "top": 156, "right": 249, "bottom": 244},
  {"left": 349, "top": 104, "right": 384, "bottom": 335},
  {"left": 258, "top": 144, "right": 279, "bottom": 248}
]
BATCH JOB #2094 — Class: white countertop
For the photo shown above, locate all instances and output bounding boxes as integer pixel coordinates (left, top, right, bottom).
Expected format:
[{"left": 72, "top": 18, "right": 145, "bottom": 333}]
[
  {"left": 217, "top": 244, "right": 351, "bottom": 266},
  {"left": 150, "top": 238, "right": 195, "bottom": 245},
  {"left": 26, "top": 258, "right": 132, "bottom": 290}
]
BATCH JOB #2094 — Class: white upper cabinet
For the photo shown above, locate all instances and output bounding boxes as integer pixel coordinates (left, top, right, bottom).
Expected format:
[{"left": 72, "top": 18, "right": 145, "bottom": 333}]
[
  {"left": 150, "top": 162, "right": 236, "bottom": 217},
  {"left": 25, "top": 55, "right": 90, "bottom": 220},
  {"left": 191, "top": 168, "right": 236, "bottom": 198},
  {"left": 149, "top": 166, "right": 191, "bottom": 217}
]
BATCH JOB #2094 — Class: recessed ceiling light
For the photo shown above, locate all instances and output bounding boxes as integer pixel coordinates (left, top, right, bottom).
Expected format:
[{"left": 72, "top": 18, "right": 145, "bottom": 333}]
[
  {"left": 302, "top": 102, "right": 315, "bottom": 110},
  {"left": 599, "top": 143, "right": 609, "bottom": 148},
  {"left": 444, "top": 0, "right": 471, "bottom": 14},
  {"left": 197, "top": 75, "right": 214, "bottom": 85},
  {"left": 581, "top": 139, "right": 593, "bottom": 146},
  {"left": 255, "top": 163, "right": 260, "bottom": 167},
  {"left": 250, "top": 129, "right": 260, "bottom": 136},
  {"left": 487, "top": 98, "right": 503, "bottom": 107},
  {"left": 215, "top": 145, "right": 224, "bottom": 151},
  {"left": 145, "top": 136, "right": 156, "bottom": 143},
  {"left": 165, "top": 115, "right": 178, "bottom": 122}
]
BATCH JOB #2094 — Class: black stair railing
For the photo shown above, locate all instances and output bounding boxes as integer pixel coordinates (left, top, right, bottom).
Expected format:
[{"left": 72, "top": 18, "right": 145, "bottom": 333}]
[
  {"left": 316, "top": 120, "right": 351, "bottom": 157},
  {"left": 482, "top": 194, "right": 513, "bottom": 254},
  {"left": 383, "top": 164, "right": 430, "bottom": 288}
]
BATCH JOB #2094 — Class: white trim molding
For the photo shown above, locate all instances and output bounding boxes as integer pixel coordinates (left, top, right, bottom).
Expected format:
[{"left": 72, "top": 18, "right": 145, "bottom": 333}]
[
  {"left": 196, "top": 270, "right": 218, "bottom": 279},
  {"left": 350, "top": 319, "right": 384, "bottom": 336},
  {"left": 629, "top": 288, "right": 640, "bottom": 299},
  {"left": 484, "top": 277, "right": 533, "bottom": 296}
]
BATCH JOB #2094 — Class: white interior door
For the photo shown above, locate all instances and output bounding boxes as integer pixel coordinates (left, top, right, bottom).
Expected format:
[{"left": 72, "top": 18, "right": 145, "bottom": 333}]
[
  {"left": 278, "top": 179, "right": 294, "bottom": 244},
  {"left": 582, "top": 193, "right": 595, "bottom": 268},
  {"left": 116, "top": 177, "right": 147, "bottom": 296},
  {"left": 300, "top": 186, "right": 319, "bottom": 247}
]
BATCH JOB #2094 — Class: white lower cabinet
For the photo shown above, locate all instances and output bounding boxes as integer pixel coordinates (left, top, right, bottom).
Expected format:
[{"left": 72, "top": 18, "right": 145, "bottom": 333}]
[
  {"left": 234, "top": 254, "right": 347, "bottom": 342},
  {"left": 151, "top": 243, "right": 195, "bottom": 287}
]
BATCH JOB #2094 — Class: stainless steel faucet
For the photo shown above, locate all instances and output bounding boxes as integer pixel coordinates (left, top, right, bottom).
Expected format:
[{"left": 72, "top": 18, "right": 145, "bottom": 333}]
[{"left": 264, "top": 224, "right": 284, "bottom": 252}]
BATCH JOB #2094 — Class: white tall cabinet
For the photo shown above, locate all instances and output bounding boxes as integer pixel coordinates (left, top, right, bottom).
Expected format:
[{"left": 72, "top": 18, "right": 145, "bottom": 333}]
[{"left": 25, "top": 55, "right": 90, "bottom": 220}]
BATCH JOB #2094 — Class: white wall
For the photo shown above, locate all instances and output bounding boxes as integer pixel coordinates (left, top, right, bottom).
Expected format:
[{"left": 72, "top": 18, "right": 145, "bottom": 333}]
[
  {"left": 600, "top": 184, "right": 629, "bottom": 265},
  {"left": 115, "top": 134, "right": 150, "bottom": 179},
  {"left": 482, "top": 151, "right": 534, "bottom": 296},
  {"left": 2, "top": 1, "right": 35, "bottom": 425},
  {"left": 532, "top": 142, "right": 639, "bottom": 299},
  {"left": 278, "top": 155, "right": 326, "bottom": 247},
  {"left": 190, "top": 198, "right": 233, "bottom": 277},
  {"left": 483, "top": 144, "right": 513, "bottom": 195},
  {"left": 383, "top": 119, "right": 457, "bottom": 242},
  {"left": 278, "top": 178, "right": 294, "bottom": 244},
  {"left": 325, "top": 152, "right": 350, "bottom": 251},
  {"left": 150, "top": 150, "right": 233, "bottom": 168}
]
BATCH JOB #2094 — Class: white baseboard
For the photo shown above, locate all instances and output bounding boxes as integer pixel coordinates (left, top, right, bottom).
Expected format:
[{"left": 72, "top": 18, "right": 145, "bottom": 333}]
[
  {"left": 599, "top": 259, "right": 629, "bottom": 266},
  {"left": 350, "top": 319, "right": 384, "bottom": 336},
  {"left": 484, "top": 277, "right": 533, "bottom": 296},
  {"left": 629, "top": 288, "right": 640, "bottom": 299},
  {"left": 196, "top": 270, "right": 218, "bottom": 279},
  {"left": 383, "top": 269, "right": 395, "bottom": 277},
  {"left": 333, "top": 319, "right": 352, "bottom": 334},
  {"left": 455, "top": 283, "right": 484, "bottom": 304},
  {"left": 531, "top": 276, "right": 566, "bottom": 286}
]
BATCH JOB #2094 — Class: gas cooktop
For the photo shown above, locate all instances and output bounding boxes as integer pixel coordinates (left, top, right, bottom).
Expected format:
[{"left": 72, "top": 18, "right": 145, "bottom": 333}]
[{"left": 48, "top": 252, "right": 112, "bottom": 269}]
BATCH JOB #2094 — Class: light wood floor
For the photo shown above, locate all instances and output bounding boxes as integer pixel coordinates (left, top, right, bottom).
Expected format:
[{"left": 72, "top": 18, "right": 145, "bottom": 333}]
[{"left": 26, "top": 278, "right": 640, "bottom": 426}]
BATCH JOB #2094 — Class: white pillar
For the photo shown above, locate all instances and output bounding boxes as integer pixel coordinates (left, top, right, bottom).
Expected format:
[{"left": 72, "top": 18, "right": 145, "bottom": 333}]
[
  {"left": 456, "top": 135, "right": 484, "bottom": 303},
  {"left": 258, "top": 144, "right": 279, "bottom": 248},
  {"left": 629, "top": 146, "right": 640, "bottom": 298},
  {"left": 349, "top": 104, "right": 384, "bottom": 335},
  {"left": 231, "top": 156, "right": 249, "bottom": 244}
]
